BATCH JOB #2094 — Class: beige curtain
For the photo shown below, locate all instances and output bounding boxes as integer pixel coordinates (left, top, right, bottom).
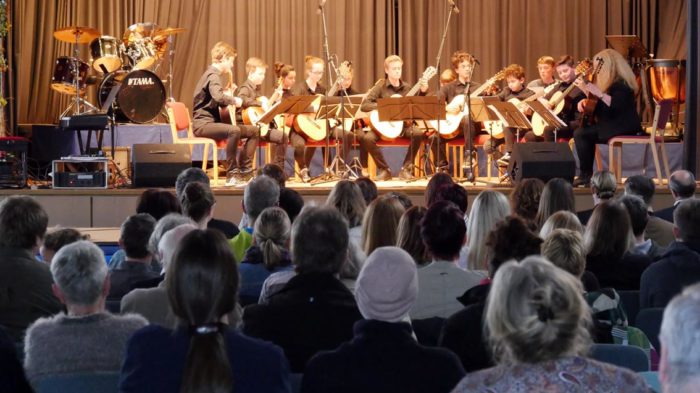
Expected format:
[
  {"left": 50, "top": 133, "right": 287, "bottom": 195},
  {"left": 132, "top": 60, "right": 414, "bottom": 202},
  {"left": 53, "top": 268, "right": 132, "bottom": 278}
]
[{"left": 14, "top": 0, "right": 686, "bottom": 125}]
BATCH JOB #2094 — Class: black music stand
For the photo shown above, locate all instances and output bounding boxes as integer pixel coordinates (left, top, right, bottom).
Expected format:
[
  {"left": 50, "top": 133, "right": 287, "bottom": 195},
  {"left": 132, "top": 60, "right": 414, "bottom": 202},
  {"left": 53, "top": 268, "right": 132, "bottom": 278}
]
[
  {"left": 487, "top": 101, "right": 531, "bottom": 130},
  {"left": 376, "top": 96, "right": 445, "bottom": 179},
  {"left": 606, "top": 35, "right": 649, "bottom": 59},
  {"left": 313, "top": 96, "right": 365, "bottom": 182},
  {"left": 527, "top": 100, "right": 567, "bottom": 139}
]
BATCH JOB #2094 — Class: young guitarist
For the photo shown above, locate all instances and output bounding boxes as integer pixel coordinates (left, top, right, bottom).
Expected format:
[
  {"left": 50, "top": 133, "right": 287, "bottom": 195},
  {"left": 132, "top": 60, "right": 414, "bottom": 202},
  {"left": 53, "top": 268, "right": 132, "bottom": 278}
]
[
  {"left": 527, "top": 55, "right": 559, "bottom": 93},
  {"left": 360, "top": 55, "right": 430, "bottom": 181},
  {"left": 192, "top": 42, "right": 258, "bottom": 186},
  {"left": 572, "top": 49, "right": 642, "bottom": 187},
  {"left": 324, "top": 61, "right": 359, "bottom": 174}
]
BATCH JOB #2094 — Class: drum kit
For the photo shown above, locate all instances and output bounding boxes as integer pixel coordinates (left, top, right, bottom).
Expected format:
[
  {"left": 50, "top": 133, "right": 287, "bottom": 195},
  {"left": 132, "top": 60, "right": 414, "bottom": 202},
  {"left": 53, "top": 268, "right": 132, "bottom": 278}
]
[{"left": 52, "top": 23, "right": 185, "bottom": 123}]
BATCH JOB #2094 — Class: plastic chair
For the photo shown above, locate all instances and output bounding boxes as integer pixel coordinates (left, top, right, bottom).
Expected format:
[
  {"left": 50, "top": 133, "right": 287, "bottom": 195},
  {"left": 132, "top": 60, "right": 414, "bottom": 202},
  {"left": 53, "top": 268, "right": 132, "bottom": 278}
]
[
  {"left": 607, "top": 99, "right": 673, "bottom": 184},
  {"left": 590, "top": 343, "right": 650, "bottom": 372},
  {"left": 166, "top": 102, "right": 220, "bottom": 183},
  {"left": 636, "top": 308, "right": 665, "bottom": 351},
  {"left": 617, "top": 290, "right": 641, "bottom": 325},
  {"left": 34, "top": 372, "right": 120, "bottom": 393}
]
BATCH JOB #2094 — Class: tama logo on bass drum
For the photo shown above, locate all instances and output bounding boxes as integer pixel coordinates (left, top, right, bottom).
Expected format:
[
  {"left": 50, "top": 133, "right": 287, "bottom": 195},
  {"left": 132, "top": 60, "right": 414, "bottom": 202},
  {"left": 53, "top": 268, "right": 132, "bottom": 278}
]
[{"left": 127, "top": 77, "right": 155, "bottom": 86}]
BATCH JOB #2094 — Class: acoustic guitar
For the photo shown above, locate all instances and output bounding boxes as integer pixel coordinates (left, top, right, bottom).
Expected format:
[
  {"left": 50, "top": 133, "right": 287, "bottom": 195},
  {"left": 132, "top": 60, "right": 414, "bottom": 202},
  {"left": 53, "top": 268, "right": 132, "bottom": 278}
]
[{"left": 580, "top": 59, "right": 605, "bottom": 127}]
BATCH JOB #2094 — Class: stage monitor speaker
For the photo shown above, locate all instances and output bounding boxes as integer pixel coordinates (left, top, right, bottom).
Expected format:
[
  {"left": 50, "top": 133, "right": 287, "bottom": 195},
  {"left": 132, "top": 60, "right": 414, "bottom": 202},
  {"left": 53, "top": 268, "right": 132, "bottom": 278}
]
[
  {"left": 508, "top": 142, "right": 575, "bottom": 184},
  {"left": 131, "top": 144, "right": 191, "bottom": 188}
]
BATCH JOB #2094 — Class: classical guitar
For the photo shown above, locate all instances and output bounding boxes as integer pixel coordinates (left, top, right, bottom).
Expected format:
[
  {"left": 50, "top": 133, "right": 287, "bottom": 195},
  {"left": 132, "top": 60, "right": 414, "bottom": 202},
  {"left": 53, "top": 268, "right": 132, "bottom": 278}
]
[
  {"left": 427, "top": 68, "right": 506, "bottom": 139},
  {"left": 485, "top": 87, "right": 550, "bottom": 139},
  {"left": 368, "top": 66, "right": 437, "bottom": 141},
  {"left": 218, "top": 72, "right": 237, "bottom": 126},
  {"left": 530, "top": 59, "right": 593, "bottom": 136},
  {"left": 581, "top": 58, "right": 605, "bottom": 127}
]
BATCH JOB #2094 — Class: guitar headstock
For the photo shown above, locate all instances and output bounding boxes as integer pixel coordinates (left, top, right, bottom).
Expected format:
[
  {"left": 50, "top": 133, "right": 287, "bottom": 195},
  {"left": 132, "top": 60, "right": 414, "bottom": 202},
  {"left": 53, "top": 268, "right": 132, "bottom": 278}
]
[
  {"left": 490, "top": 68, "right": 507, "bottom": 83},
  {"left": 421, "top": 66, "right": 438, "bottom": 82},
  {"left": 338, "top": 61, "right": 353, "bottom": 78},
  {"left": 591, "top": 57, "right": 605, "bottom": 77}
]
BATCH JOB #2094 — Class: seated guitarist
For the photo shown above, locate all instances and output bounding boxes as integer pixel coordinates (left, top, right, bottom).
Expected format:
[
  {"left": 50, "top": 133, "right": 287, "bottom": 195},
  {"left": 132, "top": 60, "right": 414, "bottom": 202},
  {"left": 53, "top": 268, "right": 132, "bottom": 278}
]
[
  {"left": 527, "top": 55, "right": 558, "bottom": 93},
  {"left": 572, "top": 49, "right": 642, "bottom": 187},
  {"left": 324, "top": 61, "right": 358, "bottom": 174},
  {"left": 235, "top": 57, "right": 286, "bottom": 170},
  {"left": 483, "top": 64, "right": 535, "bottom": 167},
  {"left": 360, "top": 55, "right": 431, "bottom": 181},
  {"left": 192, "top": 42, "right": 258, "bottom": 186}
]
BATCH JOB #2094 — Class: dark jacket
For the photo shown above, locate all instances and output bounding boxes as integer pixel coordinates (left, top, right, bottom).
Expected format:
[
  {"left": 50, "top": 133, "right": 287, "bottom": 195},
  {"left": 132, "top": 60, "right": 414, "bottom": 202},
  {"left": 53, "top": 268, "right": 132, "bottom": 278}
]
[
  {"left": 585, "top": 252, "right": 652, "bottom": 290},
  {"left": 208, "top": 218, "right": 239, "bottom": 239},
  {"left": 655, "top": 202, "right": 680, "bottom": 223},
  {"left": 107, "top": 261, "right": 160, "bottom": 301},
  {"left": 0, "top": 327, "right": 32, "bottom": 392},
  {"left": 640, "top": 240, "right": 700, "bottom": 308},
  {"left": 302, "top": 320, "right": 465, "bottom": 393},
  {"left": 584, "top": 80, "right": 642, "bottom": 141},
  {"left": 242, "top": 272, "right": 362, "bottom": 372}
]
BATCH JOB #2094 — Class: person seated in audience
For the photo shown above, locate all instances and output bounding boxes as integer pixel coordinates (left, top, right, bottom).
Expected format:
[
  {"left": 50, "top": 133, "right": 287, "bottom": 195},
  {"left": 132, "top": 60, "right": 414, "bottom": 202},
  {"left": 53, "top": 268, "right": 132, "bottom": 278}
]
[
  {"left": 509, "top": 178, "right": 544, "bottom": 228},
  {"left": 175, "top": 167, "right": 239, "bottom": 238},
  {"left": 242, "top": 206, "right": 362, "bottom": 373},
  {"left": 624, "top": 174, "right": 675, "bottom": 247},
  {"left": 410, "top": 201, "right": 483, "bottom": 320},
  {"left": 538, "top": 210, "right": 584, "bottom": 239},
  {"left": 577, "top": 170, "right": 616, "bottom": 225},
  {"left": 119, "top": 229, "right": 290, "bottom": 392},
  {"left": 465, "top": 190, "right": 511, "bottom": 271},
  {"left": 107, "top": 213, "right": 159, "bottom": 301},
  {"left": 396, "top": 206, "right": 429, "bottom": 267},
  {"left": 24, "top": 241, "right": 147, "bottom": 383},
  {"left": 660, "top": 283, "right": 700, "bottom": 393},
  {"left": 179, "top": 182, "right": 215, "bottom": 229},
  {"left": 451, "top": 257, "right": 649, "bottom": 392},
  {"left": 424, "top": 172, "right": 454, "bottom": 207},
  {"left": 230, "top": 175, "right": 280, "bottom": 263},
  {"left": 239, "top": 207, "right": 293, "bottom": 306},
  {"left": 354, "top": 177, "right": 378, "bottom": 206},
  {"left": 257, "top": 163, "right": 287, "bottom": 188},
  {"left": 584, "top": 200, "right": 651, "bottom": 290},
  {"left": 440, "top": 215, "right": 542, "bottom": 372},
  {"left": 542, "top": 228, "right": 600, "bottom": 292},
  {"left": 386, "top": 191, "right": 413, "bottom": 210},
  {"left": 326, "top": 180, "right": 367, "bottom": 251},
  {"left": 278, "top": 187, "right": 304, "bottom": 223},
  {"left": 361, "top": 194, "right": 405, "bottom": 256},
  {"left": 302, "top": 247, "right": 466, "bottom": 393},
  {"left": 0, "top": 327, "right": 32, "bottom": 393},
  {"left": 656, "top": 169, "right": 696, "bottom": 223},
  {"left": 534, "top": 177, "right": 576, "bottom": 229},
  {"left": 145, "top": 214, "right": 195, "bottom": 269},
  {"left": 135, "top": 189, "right": 181, "bottom": 221},
  {"left": 0, "top": 196, "right": 62, "bottom": 341},
  {"left": 621, "top": 194, "right": 666, "bottom": 260},
  {"left": 641, "top": 199, "right": 700, "bottom": 309},
  {"left": 40, "top": 227, "right": 87, "bottom": 265}
]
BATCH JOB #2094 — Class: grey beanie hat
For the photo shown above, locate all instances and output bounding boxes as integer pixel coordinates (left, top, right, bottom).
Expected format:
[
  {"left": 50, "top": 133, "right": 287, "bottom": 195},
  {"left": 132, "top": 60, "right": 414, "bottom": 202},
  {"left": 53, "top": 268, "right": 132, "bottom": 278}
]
[{"left": 355, "top": 246, "right": 418, "bottom": 322}]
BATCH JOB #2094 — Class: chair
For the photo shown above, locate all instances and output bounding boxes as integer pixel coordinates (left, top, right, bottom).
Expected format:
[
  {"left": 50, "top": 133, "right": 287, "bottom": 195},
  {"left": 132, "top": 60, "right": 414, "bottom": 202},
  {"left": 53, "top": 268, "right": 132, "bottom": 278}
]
[
  {"left": 617, "top": 290, "right": 641, "bottom": 325},
  {"left": 638, "top": 371, "right": 661, "bottom": 393},
  {"left": 34, "top": 372, "right": 120, "bottom": 393},
  {"left": 607, "top": 99, "right": 673, "bottom": 184},
  {"left": 635, "top": 308, "right": 664, "bottom": 351},
  {"left": 590, "top": 343, "right": 650, "bottom": 372},
  {"left": 166, "top": 101, "right": 221, "bottom": 183}
]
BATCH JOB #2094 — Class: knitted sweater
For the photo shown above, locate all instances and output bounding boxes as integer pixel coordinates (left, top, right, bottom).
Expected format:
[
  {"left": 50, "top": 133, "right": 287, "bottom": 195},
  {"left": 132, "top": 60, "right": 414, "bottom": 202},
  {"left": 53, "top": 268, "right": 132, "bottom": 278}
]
[{"left": 23, "top": 312, "right": 147, "bottom": 382}]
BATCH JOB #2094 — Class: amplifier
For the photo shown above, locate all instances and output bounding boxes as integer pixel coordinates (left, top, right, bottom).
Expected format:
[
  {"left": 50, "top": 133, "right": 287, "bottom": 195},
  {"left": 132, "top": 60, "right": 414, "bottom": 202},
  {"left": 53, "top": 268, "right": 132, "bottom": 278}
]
[{"left": 52, "top": 158, "right": 109, "bottom": 189}]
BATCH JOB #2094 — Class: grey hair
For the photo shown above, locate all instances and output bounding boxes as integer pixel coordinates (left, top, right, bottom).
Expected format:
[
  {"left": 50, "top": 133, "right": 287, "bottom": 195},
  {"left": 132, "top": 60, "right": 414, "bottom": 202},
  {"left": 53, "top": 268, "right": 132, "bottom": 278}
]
[
  {"left": 669, "top": 170, "right": 696, "bottom": 199},
  {"left": 244, "top": 175, "right": 280, "bottom": 223},
  {"left": 660, "top": 283, "right": 700, "bottom": 390},
  {"left": 466, "top": 190, "right": 511, "bottom": 270},
  {"left": 590, "top": 170, "right": 617, "bottom": 199},
  {"left": 158, "top": 223, "right": 199, "bottom": 273},
  {"left": 50, "top": 240, "right": 108, "bottom": 306},
  {"left": 175, "top": 167, "right": 210, "bottom": 199},
  {"left": 292, "top": 205, "right": 349, "bottom": 275},
  {"left": 148, "top": 213, "right": 196, "bottom": 255}
]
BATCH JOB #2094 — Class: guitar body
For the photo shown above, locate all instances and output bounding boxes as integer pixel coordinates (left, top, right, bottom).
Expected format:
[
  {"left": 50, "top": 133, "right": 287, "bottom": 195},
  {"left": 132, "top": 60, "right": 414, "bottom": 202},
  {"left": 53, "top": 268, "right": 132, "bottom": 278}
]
[
  {"left": 483, "top": 120, "right": 505, "bottom": 139},
  {"left": 581, "top": 96, "right": 599, "bottom": 127},
  {"left": 368, "top": 104, "right": 404, "bottom": 141},
  {"left": 219, "top": 104, "right": 236, "bottom": 126},
  {"left": 427, "top": 95, "right": 467, "bottom": 139},
  {"left": 531, "top": 93, "right": 567, "bottom": 136},
  {"left": 294, "top": 113, "right": 328, "bottom": 141}
]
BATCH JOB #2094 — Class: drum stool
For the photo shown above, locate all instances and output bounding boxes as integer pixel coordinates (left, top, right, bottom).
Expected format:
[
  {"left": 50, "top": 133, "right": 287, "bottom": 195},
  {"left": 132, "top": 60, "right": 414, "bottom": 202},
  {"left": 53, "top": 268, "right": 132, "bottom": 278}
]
[{"left": 0, "top": 136, "right": 29, "bottom": 188}]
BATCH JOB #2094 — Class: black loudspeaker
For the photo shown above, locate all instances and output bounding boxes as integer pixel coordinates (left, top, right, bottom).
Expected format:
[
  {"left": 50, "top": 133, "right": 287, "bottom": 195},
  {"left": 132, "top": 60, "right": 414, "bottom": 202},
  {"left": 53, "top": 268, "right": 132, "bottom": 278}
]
[
  {"left": 131, "top": 144, "right": 191, "bottom": 187},
  {"left": 508, "top": 142, "right": 575, "bottom": 184}
]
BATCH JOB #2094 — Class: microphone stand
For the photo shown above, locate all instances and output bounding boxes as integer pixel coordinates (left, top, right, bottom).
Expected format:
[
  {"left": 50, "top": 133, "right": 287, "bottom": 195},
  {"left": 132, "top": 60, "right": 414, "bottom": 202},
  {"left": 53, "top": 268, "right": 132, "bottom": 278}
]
[{"left": 460, "top": 63, "right": 477, "bottom": 183}]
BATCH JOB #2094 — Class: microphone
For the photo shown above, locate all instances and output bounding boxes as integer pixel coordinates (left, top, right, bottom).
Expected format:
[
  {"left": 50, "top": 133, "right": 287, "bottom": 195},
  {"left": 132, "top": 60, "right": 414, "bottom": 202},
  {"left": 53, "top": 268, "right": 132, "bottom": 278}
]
[
  {"left": 448, "top": 0, "right": 460, "bottom": 14},
  {"left": 317, "top": 0, "right": 326, "bottom": 14}
]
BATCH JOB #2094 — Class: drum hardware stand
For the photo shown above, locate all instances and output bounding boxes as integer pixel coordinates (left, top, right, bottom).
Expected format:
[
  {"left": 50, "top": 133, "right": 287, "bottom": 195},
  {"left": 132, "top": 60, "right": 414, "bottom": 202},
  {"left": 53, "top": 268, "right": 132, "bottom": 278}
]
[
  {"left": 166, "top": 34, "right": 176, "bottom": 102},
  {"left": 59, "top": 31, "right": 98, "bottom": 118}
]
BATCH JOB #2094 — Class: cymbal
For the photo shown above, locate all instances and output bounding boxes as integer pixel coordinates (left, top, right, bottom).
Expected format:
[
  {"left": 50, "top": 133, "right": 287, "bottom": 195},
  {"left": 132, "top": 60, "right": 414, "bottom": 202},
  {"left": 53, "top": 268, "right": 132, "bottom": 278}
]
[
  {"left": 123, "top": 22, "right": 159, "bottom": 42},
  {"left": 53, "top": 26, "right": 100, "bottom": 43},
  {"left": 153, "top": 27, "right": 186, "bottom": 41}
]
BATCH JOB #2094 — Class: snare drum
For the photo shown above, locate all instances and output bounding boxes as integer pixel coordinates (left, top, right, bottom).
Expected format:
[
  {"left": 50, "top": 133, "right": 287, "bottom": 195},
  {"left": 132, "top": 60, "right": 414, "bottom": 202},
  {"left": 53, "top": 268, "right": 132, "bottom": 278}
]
[
  {"left": 99, "top": 69, "right": 166, "bottom": 123},
  {"left": 51, "top": 56, "right": 89, "bottom": 95},
  {"left": 89, "top": 36, "right": 122, "bottom": 73},
  {"left": 124, "top": 39, "right": 157, "bottom": 70}
]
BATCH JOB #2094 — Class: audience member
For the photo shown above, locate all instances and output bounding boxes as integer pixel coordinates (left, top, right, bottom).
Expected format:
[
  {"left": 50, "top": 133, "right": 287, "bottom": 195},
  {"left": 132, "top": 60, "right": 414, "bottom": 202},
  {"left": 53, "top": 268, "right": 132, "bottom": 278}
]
[
  {"left": 411, "top": 201, "right": 483, "bottom": 319},
  {"left": 624, "top": 174, "right": 675, "bottom": 246},
  {"left": 538, "top": 210, "right": 584, "bottom": 239},
  {"left": 302, "top": 247, "right": 465, "bottom": 393},
  {"left": 239, "top": 207, "right": 293, "bottom": 305},
  {"left": 230, "top": 175, "right": 280, "bottom": 262},
  {"left": 135, "top": 188, "right": 181, "bottom": 221},
  {"left": 0, "top": 327, "right": 32, "bottom": 392},
  {"left": 361, "top": 195, "right": 405, "bottom": 256},
  {"left": 451, "top": 257, "right": 648, "bottom": 392},
  {"left": 432, "top": 183, "right": 468, "bottom": 216},
  {"left": 509, "top": 178, "right": 544, "bottom": 225},
  {"left": 279, "top": 187, "right": 304, "bottom": 223},
  {"left": 326, "top": 180, "right": 366, "bottom": 249},
  {"left": 24, "top": 241, "right": 147, "bottom": 382},
  {"left": 425, "top": 172, "right": 454, "bottom": 207},
  {"left": 179, "top": 181, "right": 216, "bottom": 228},
  {"left": 257, "top": 163, "right": 287, "bottom": 188},
  {"left": 108, "top": 213, "right": 159, "bottom": 301},
  {"left": 396, "top": 206, "right": 429, "bottom": 267},
  {"left": 465, "top": 190, "right": 510, "bottom": 271},
  {"left": 641, "top": 199, "right": 700, "bottom": 308},
  {"left": 175, "top": 167, "right": 239, "bottom": 238},
  {"left": 541, "top": 228, "right": 599, "bottom": 292},
  {"left": 620, "top": 194, "right": 666, "bottom": 260},
  {"left": 0, "top": 196, "right": 62, "bottom": 341},
  {"left": 354, "top": 177, "right": 378, "bottom": 206},
  {"left": 119, "top": 229, "right": 290, "bottom": 392},
  {"left": 577, "top": 170, "right": 616, "bottom": 225},
  {"left": 584, "top": 201, "right": 651, "bottom": 290},
  {"left": 40, "top": 227, "right": 87, "bottom": 265},
  {"left": 534, "top": 177, "right": 576, "bottom": 229},
  {"left": 242, "top": 206, "right": 362, "bottom": 373},
  {"left": 659, "top": 283, "right": 700, "bottom": 393},
  {"left": 386, "top": 191, "right": 413, "bottom": 210},
  {"left": 656, "top": 169, "right": 696, "bottom": 222},
  {"left": 146, "top": 213, "right": 195, "bottom": 266}
]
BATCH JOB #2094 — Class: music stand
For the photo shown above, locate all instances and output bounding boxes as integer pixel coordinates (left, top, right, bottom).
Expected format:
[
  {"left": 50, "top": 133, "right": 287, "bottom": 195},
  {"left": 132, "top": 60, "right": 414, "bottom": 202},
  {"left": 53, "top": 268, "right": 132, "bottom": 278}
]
[
  {"left": 487, "top": 101, "right": 531, "bottom": 130},
  {"left": 258, "top": 95, "right": 320, "bottom": 124},
  {"left": 527, "top": 100, "right": 567, "bottom": 138},
  {"left": 605, "top": 35, "right": 649, "bottom": 59}
]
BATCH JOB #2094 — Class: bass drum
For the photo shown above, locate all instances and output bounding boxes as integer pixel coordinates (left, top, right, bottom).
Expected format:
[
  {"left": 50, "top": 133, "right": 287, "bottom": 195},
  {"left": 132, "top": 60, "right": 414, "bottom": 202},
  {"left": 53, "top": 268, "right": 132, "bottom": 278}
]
[{"left": 99, "top": 69, "right": 165, "bottom": 123}]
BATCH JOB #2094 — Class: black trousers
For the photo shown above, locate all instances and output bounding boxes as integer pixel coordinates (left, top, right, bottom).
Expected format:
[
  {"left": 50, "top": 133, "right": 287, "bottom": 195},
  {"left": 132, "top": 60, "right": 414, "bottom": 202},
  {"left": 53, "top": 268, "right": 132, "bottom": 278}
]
[
  {"left": 193, "top": 122, "right": 259, "bottom": 172},
  {"left": 357, "top": 126, "right": 427, "bottom": 171},
  {"left": 573, "top": 125, "right": 609, "bottom": 177}
]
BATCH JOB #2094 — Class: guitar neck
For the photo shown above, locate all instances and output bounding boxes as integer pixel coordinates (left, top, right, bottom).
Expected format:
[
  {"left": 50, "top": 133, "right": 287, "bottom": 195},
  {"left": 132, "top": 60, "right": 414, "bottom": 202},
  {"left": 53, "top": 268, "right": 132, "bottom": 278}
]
[
  {"left": 327, "top": 77, "right": 342, "bottom": 97},
  {"left": 470, "top": 77, "right": 497, "bottom": 97},
  {"left": 405, "top": 79, "right": 424, "bottom": 97},
  {"left": 550, "top": 82, "right": 578, "bottom": 107}
]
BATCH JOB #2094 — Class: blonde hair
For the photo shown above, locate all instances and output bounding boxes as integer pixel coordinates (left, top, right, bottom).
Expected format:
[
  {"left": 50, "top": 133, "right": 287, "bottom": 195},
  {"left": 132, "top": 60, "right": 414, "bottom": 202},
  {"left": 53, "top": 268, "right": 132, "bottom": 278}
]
[
  {"left": 539, "top": 210, "right": 583, "bottom": 239},
  {"left": 440, "top": 69, "right": 457, "bottom": 85},
  {"left": 210, "top": 41, "right": 237, "bottom": 64},
  {"left": 466, "top": 190, "right": 511, "bottom": 270},
  {"left": 362, "top": 195, "right": 405, "bottom": 256},
  {"left": 486, "top": 256, "right": 592, "bottom": 364},
  {"left": 590, "top": 170, "right": 617, "bottom": 200},
  {"left": 304, "top": 55, "right": 324, "bottom": 73},
  {"left": 253, "top": 207, "right": 291, "bottom": 270},
  {"left": 384, "top": 55, "right": 403, "bottom": 70},
  {"left": 245, "top": 57, "right": 267, "bottom": 74},
  {"left": 537, "top": 56, "right": 555, "bottom": 67},
  {"left": 396, "top": 206, "right": 430, "bottom": 266},
  {"left": 592, "top": 48, "right": 639, "bottom": 94},
  {"left": 541, "top": 229, "right": 586, "bottom": 278},
  {"left": 326, "top": 180, "right": 366, "bottom": 228}
]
